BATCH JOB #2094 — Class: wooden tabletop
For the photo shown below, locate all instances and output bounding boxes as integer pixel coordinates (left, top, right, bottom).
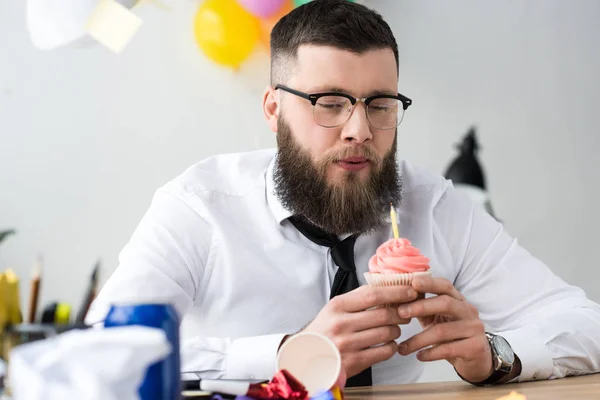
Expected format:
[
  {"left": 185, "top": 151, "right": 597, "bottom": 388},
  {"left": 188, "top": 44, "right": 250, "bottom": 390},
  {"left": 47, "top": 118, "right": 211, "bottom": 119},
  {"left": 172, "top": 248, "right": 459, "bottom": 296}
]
[{"left": 344, "top": 373, "right": 600, "bottom": 400}]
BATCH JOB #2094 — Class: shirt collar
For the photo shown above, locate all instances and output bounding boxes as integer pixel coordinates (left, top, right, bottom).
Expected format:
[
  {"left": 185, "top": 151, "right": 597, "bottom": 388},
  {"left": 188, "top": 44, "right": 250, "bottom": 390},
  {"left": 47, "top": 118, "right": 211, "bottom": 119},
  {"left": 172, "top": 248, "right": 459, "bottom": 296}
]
[{"left": 266, "top": 154, "right": 294, "bottom": 224}]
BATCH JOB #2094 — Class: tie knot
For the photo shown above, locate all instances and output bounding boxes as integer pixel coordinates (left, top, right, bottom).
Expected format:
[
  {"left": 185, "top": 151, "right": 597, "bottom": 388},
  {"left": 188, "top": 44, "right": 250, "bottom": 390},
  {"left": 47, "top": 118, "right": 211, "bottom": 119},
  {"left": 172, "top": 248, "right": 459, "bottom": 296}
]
[{"left": 330, "top": 235, "right": 357, "bottom": 273}]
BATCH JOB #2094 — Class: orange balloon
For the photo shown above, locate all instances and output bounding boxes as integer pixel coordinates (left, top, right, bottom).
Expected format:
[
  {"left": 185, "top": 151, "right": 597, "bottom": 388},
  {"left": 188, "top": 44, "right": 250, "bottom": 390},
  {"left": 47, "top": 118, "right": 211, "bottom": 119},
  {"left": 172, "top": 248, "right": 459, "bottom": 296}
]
[{"left": 259, "top": 0, "right": 294, "bottom": 50}]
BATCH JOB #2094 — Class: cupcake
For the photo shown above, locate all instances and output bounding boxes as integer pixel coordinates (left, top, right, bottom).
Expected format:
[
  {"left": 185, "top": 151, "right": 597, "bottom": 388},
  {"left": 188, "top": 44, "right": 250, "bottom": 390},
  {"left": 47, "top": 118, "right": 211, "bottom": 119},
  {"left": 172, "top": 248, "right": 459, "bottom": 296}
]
[{"left": 364, "top": 237, "right": 431, "bottom": 288}]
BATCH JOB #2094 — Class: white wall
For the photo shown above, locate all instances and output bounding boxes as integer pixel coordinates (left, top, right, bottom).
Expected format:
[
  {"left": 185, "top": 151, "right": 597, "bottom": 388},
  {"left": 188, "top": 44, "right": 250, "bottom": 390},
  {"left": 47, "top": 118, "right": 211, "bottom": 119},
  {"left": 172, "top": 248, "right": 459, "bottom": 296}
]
[
  {"left": 1, "top": 0, "right": 599, "bottom": 383},
  {"left": 371, "top": 0, "right": 600, "bottom": 381},
  {"left": 0, "top": 0, "right": 275, "bottom": 304}
]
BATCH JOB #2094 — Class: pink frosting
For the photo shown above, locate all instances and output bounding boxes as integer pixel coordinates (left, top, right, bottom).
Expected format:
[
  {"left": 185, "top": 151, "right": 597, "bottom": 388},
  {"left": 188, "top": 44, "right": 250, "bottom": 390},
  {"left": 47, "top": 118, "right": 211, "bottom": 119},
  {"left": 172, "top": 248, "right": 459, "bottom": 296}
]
[{"left": 368, "top": 238, "right": 430, "bottom": 274}]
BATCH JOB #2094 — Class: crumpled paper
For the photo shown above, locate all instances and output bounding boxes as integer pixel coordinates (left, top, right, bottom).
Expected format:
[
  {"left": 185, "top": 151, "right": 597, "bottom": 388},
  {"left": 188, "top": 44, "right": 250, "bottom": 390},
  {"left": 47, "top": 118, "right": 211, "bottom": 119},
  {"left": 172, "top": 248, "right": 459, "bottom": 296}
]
[{"left": 8, "top": 325, "right": 171, "bottom": 400}]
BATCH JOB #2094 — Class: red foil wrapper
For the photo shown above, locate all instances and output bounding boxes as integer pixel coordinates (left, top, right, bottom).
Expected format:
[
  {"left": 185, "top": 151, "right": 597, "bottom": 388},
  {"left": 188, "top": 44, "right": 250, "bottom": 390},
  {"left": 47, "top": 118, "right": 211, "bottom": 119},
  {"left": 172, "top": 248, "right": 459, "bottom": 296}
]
[{"left": 247, "top": 370, "right": 309, "bottom": 400}]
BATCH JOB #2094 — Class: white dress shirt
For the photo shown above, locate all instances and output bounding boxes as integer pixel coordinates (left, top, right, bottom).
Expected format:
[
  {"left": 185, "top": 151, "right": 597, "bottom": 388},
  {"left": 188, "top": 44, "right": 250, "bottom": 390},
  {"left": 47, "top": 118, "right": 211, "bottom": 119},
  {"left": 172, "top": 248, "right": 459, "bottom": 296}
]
[{"left": 86, "top": 148, "right": 600, "bottom": 385}]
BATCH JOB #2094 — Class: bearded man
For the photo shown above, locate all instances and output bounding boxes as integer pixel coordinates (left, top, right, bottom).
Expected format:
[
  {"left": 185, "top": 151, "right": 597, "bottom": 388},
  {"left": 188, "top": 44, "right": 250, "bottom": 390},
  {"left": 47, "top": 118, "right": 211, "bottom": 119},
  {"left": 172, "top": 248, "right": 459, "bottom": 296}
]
[{"left": 88, "top": 0, "right": 600, "bottom": 388}]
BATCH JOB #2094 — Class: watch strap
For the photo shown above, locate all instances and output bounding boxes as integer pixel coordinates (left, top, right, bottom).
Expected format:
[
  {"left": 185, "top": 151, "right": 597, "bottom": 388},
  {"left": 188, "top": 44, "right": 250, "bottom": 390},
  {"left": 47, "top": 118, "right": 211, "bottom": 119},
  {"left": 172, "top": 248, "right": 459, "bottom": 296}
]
[
  {"left": 458, "top": 333, "right": 514, "bottom": 386},
  {"left": 471, "top": 364, "right": 512, "bottom": 386}
]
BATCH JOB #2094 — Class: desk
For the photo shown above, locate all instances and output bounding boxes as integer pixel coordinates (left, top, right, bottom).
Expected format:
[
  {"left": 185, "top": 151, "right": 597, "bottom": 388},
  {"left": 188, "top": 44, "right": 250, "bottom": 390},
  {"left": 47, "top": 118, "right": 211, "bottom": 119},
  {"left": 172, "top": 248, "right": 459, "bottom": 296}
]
[{"left": 345, "top": 374, "right": 600, "bottom": 400}]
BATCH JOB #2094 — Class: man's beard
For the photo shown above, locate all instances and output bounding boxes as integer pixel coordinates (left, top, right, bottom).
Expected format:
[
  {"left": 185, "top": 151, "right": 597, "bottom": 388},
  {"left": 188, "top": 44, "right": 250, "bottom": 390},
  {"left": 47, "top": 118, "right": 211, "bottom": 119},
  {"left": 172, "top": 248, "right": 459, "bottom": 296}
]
[{"left": 273, "top": 118, "right": 402, "bottom": 236}]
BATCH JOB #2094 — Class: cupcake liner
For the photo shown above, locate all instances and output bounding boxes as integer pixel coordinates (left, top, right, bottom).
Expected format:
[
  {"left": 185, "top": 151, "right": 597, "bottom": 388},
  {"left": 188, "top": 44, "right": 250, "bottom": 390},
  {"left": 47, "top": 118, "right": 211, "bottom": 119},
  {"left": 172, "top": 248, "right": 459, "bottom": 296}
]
[
  {"left": 363, "top": 271, "right": 432, "bottom": 307},
  {"left": 363, "top": 270, "right": 432, "bottom": 287}
]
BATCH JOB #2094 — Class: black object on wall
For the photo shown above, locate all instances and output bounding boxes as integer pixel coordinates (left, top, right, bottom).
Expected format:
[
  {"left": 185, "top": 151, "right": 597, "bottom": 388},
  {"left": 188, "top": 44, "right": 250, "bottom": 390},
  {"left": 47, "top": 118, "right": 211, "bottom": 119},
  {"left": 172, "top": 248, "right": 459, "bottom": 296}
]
[{"left": 444, "top": 127, "right": 498, "bottom": 220}]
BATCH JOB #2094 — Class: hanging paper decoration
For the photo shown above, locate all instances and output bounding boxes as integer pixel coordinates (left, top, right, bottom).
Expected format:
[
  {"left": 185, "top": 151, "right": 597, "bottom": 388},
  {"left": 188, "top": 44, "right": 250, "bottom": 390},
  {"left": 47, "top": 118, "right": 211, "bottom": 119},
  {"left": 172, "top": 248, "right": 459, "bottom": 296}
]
[
  {"left": 26, "top": 0, "right": 358, "bottom": 64},
  {"left": 85, "top": 0, "right": 143, "bottom": 54},
  {"left": 27, "top": 0, "right": 141, "bottom": 51}
]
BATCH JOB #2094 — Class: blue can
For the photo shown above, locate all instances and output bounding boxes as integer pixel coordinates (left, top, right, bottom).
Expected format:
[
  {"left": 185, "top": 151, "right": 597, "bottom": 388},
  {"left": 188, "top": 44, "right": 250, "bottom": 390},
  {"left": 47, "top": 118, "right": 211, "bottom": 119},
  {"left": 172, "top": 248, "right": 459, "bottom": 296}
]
[{"left": 104, "top": 303, "right": 181, "bottom": 400}]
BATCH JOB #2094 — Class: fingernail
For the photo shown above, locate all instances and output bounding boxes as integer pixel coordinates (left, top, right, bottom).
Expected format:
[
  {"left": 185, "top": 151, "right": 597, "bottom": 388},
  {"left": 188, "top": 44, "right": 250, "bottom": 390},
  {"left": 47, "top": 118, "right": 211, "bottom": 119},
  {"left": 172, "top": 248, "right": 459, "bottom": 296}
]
[
  {"left": 398, "top": 343, "right": 407, "bottom": 354},
  {"left": 398, "top": 305, "right": 411, "bottom": 317},
  {"left": 406, "top": 288, "right": 416, "bottom": 297}
]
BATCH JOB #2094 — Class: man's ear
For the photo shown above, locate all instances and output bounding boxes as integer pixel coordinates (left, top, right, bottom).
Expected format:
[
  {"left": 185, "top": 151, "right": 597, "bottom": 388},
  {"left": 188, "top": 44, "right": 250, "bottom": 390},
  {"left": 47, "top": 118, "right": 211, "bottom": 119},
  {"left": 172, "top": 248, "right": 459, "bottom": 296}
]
[{"left": 263, "top": 85, "right": 279, "bottom": 133}]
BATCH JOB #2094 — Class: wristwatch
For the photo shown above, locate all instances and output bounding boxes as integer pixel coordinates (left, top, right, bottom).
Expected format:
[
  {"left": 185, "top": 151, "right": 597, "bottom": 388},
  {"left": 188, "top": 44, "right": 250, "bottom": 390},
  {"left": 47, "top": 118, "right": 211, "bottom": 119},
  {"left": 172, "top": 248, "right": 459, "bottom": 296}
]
[{"left": 472, "top": 332, "right": 516, "bottom": 386}]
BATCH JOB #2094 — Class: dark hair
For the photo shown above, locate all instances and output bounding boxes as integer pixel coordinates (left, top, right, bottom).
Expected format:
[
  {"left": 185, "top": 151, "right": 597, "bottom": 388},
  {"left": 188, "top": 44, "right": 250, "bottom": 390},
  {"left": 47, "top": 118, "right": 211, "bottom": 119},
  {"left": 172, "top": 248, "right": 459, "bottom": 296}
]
[{"left": 270, "top": 0, "right": 398, "bottom": 85}]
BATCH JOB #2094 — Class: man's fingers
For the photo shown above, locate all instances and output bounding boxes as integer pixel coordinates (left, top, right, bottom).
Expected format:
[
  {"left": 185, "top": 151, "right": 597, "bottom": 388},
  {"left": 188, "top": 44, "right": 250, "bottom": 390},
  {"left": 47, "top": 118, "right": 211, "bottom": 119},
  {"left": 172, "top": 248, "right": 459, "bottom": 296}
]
[
  {"left": 412, "top": 276, "right": 464, "bottom": 300},
  {"left": 415, "top": 335, "right": 489, "bottom": 363},
  {"left": 346, "top": 341, "right": 398, "bottom": 378},
  {"left": 344, "top": 306, "right": 411, "bottom": 332},
  {"left": 397, "top": 294, "right": 475, "bottom": 320},
  {"left": 398, "top": 319, "right": 484, "bottom": 355},
  {"left": 335, "top": 325, "right": 401, "bottom": 352},
  {"left": 332, "top": 285, "right": 418, "bottom": 313}
]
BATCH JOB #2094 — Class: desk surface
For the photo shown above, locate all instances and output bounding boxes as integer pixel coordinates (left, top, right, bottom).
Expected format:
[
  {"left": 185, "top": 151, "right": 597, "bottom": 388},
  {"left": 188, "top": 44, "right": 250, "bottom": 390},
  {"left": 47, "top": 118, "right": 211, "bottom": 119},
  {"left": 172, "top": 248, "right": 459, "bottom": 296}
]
[{"left": 344, "top": 374, "right": 600, "bottom": 400}]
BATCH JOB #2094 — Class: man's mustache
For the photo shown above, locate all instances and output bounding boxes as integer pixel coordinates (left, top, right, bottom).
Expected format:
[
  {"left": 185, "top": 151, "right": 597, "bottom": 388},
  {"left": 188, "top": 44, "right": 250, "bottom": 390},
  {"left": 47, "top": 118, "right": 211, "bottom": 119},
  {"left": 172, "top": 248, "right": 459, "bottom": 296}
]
[{"left": 323, "top": 147, "right": 382, "bottom": 164}]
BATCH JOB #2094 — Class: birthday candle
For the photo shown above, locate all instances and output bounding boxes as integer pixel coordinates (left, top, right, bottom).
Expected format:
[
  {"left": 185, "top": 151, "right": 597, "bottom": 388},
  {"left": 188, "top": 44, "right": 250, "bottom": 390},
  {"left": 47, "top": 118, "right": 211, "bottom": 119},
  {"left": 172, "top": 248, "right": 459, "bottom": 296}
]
[{"left": 390, "top": 203, "right": 399, "bottom": 239}]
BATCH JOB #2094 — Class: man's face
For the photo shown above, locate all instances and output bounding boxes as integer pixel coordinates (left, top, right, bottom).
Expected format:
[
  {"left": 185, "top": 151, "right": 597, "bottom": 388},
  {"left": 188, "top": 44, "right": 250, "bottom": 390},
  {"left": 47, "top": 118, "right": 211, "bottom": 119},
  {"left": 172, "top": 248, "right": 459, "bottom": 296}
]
[
  {"left": 280, "top": 45, "right": 399, "bottom": 186},
  {"left": 267, "top": 45, "right": 402, "bottom": 234}
]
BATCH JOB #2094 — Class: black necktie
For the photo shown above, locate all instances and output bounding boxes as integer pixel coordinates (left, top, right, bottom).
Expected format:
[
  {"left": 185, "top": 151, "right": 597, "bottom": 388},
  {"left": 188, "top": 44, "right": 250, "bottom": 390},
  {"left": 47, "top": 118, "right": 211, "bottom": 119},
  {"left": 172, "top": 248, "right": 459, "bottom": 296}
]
[{"left": 289, "top": 216, "right": 373, "bottom": 388}]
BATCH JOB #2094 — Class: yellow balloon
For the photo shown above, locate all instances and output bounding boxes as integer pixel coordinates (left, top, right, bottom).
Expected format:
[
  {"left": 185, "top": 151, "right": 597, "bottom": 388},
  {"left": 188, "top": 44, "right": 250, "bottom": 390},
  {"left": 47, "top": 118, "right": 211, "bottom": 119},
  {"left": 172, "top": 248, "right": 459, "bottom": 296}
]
[{"left": 194, "top": 0, "right": 260, "bottom": 69}]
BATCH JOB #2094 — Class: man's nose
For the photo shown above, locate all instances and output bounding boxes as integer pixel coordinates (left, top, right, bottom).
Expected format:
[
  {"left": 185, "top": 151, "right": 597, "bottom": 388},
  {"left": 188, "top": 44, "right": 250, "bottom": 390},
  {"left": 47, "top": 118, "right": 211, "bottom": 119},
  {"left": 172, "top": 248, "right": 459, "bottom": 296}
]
[{"left": 340, "top": 102, "right": 373, "bottom": 144}]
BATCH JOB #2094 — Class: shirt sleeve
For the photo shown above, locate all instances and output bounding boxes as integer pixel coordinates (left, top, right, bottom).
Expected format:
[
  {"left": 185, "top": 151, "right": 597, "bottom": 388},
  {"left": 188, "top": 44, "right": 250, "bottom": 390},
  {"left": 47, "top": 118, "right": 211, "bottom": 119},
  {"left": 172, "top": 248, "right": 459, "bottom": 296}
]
[
  {"left": 434, "top": 182, "right": 600, "bottom": 382},
  {"left": 180, "top": 334, "right": 286, "bottom": 380},
  {"left": 85, "top": 187, "right": 285, "bottom": 380}
]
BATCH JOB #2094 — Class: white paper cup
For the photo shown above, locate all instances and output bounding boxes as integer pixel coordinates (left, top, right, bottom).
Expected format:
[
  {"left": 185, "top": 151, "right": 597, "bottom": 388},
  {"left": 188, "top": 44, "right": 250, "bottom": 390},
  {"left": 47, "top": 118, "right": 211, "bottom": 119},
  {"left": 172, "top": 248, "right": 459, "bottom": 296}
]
[{"left": 276, "top": 332, "right": 341, "bottom": 396}]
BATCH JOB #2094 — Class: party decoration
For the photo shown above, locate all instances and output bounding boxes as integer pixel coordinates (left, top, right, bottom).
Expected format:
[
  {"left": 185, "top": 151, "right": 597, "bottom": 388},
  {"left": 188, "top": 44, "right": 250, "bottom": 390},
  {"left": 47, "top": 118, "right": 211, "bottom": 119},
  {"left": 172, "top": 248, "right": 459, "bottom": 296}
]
[
  {"left": 258, "top": 0, "right": 293, "bottom": 49},
  {"left": 194, "top": 0, "right": 260, "bottom": 69},
  {"left": 137, "top": 0, "right": 172, "bottom": 10},
  {"left": 293, "top": 0, "right": 354, "bottom": 8},
  {"left": 293, "top": 0, "right": 312, "bottom": 6},
  {"left": 238, "top": 0, "right": 286, "bottom": 18},
  {"left": 27, "top": 0, "right": 140, "bottom": 51},
  {"left": 85, "top": 0, "right": 143, "bottom": 54}
]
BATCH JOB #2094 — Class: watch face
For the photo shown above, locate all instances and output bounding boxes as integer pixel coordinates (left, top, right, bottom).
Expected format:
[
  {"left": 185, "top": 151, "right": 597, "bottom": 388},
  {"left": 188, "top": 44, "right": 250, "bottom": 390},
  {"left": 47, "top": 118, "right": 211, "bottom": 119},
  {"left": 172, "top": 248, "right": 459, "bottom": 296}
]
[{"left": 493, "top": 335, "right": 515, "bottom": 364}]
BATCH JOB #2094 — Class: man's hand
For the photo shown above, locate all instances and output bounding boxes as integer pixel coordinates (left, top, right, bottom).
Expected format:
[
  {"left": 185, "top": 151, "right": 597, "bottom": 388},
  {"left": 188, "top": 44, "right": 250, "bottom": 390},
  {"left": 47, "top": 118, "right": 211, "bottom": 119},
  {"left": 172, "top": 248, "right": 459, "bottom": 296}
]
[
  {"left": 301, "top": 285, "right": 418, "bottom": 378},
  {"left": 397, "top": 276, "right": 494, "bottom": 383}
]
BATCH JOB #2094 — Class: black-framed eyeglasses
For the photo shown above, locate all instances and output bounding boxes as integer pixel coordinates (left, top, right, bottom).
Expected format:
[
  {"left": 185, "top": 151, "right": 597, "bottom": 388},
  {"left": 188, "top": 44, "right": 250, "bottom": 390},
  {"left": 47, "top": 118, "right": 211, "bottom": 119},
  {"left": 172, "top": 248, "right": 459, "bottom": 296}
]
[{"left": 275, "top": 84, "right": 412, "bottom": 130}]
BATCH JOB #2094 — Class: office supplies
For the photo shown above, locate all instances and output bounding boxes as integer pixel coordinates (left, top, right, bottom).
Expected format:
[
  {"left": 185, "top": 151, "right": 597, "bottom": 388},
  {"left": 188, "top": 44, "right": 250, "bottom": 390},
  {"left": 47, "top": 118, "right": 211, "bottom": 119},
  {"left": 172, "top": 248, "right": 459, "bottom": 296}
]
[
  {"left": 75, "top": 260, "right": 100, "bottom": 324},
  {"left": 27, "top": 256, "right": 43, "bottom": 323},
  {"left": 41, "top": 302, "right": 72, "bottom": 325},
  {"left": 0, "top": 273, "right": 8, "bottom": 331},
  {"left": 4, "top": 269, "right": 22, "bottom": 325},
  {"left": 182, "top": 379, "right": 268, "bottom": 391}
]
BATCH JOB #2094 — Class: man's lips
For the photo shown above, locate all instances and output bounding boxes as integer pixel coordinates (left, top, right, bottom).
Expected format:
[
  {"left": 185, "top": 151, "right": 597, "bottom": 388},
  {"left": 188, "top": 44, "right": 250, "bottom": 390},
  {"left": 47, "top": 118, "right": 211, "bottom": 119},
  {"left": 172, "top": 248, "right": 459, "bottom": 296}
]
[
  {"left": 341, "top": 157, "right": 368, "bottom": 163},
  {"left": 335, "top": 157, "right": 370, "bottom": 171}
]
